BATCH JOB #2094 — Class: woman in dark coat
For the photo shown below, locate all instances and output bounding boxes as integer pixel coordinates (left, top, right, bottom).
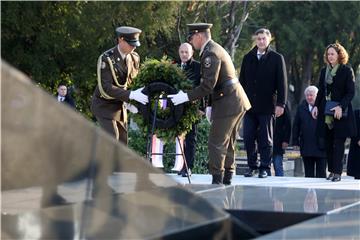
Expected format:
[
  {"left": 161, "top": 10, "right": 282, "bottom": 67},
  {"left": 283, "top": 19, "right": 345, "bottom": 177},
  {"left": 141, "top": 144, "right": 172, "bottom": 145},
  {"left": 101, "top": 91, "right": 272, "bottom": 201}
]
[
  {"left": 347, "top": 109, "right": 360, "bottom": 179},
  {"left": 312, "top": 43, "right": 356, "bottom": 182},
  {"left": 293, "top": 86, "right": 326, "bottom": 178}
]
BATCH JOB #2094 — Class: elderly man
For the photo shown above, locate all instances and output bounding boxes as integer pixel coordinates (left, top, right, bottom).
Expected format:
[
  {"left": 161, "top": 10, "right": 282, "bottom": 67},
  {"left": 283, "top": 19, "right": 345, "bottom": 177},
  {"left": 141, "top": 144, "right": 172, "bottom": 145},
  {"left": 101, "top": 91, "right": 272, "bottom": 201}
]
[
  {"left": 176, "top": 43, "right": 201, "bottom": 177},
  {"left": 292, "top": 86, "right": 326, "bottom": 178},
  {"left": 91, "top": 26, "right": 148, "bottom": 144},
  {"left": 169, "top": 23, "right": 251, "bottom": 184}
]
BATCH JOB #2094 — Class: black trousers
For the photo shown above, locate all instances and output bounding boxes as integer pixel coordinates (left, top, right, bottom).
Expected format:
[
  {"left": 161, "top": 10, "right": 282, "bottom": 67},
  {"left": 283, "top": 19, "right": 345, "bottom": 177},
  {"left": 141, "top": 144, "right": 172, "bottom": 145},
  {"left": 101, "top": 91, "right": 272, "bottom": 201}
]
[
  {"left": 302, "top": 156, "right": 326, "bottom": 178},
  {"left": 183, "top": 124, "right": 197, "bottom": 170},
  {"left": 325, "top": 128, "right": 346, "bottom": 175},
  {"left": 243, "top": 112, "right": 274, "bottom": 170}
]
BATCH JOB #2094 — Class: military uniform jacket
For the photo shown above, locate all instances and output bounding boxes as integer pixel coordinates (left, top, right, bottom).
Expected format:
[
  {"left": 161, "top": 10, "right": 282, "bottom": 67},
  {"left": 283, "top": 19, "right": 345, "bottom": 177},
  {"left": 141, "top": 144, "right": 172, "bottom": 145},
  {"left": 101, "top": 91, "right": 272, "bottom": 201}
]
[
  {"left": 91, "top": 46, "right": 140, "bottom": 121},
  {"left": 187, "top": 40, "right": 251, "bottom": 119}
]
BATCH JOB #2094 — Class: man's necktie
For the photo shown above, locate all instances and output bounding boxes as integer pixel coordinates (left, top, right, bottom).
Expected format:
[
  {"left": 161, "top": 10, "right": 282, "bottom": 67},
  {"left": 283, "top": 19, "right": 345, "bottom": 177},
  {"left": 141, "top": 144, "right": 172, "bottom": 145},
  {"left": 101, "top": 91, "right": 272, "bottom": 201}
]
[{"left": 181, "top": 63, "right": 185, "bottom": 70}]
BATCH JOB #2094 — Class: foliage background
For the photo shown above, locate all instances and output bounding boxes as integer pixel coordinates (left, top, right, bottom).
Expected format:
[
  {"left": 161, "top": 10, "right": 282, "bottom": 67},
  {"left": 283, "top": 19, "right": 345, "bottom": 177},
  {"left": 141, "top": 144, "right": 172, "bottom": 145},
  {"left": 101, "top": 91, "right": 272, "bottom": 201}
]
[{"left": 2, "top": 1, "right": 360, "bottom": 173}]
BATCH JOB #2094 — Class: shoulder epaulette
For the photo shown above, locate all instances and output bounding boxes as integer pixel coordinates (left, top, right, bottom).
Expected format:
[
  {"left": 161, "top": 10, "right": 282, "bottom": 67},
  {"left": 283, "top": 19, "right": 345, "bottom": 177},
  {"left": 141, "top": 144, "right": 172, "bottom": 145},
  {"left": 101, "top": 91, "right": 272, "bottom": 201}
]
[{"left": 102, "top": 47, "right": 116, "bottom": 60}]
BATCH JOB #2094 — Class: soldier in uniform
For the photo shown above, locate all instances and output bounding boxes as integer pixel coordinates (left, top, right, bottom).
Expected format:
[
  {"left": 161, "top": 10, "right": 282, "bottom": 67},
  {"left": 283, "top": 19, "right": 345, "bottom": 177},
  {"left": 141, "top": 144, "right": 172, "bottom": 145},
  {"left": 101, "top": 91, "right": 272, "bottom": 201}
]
[
  {"left": 91, "top": 26, "right": 148, "bottom": 144},
  {"left": 169, "top": 23, "right": 251, "bottom": 184}
]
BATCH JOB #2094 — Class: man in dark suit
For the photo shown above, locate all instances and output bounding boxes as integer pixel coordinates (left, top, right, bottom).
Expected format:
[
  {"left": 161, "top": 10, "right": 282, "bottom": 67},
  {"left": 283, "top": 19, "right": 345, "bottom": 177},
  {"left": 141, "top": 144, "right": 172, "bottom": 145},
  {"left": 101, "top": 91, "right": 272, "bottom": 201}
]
[
  {"left": 169, "top": 23, "right": 251, "bottom": 184},
  {"left": 240, "top": 28, "right": 288, "bottom": 178},
  {"left": 176, "top": 42, "right": 202, "bottom": 177},
  {"left": 56, "top": 83, "right": 76, "bottom": 109},
  {"left": 91, "top": 26, "right": 148, "bottom": 144}
]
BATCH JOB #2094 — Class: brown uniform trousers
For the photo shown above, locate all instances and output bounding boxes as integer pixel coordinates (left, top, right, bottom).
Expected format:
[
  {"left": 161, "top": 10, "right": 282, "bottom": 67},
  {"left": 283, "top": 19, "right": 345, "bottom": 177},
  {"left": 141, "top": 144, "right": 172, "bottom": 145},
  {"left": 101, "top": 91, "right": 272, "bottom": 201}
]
[
  {"left": 187, "top": 40, "right": 251, "bottom": 181},
  {"left": 91, "top": 46, "right": 140, "bottom": 143}
]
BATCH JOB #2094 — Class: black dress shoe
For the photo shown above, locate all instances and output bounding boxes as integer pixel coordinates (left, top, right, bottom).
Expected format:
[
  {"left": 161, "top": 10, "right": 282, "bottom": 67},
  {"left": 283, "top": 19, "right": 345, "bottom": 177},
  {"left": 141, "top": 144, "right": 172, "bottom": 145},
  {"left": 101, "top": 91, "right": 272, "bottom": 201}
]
[
  {"left": 332, "top": 174, "right": 341, "bottom": 182},
  {"left": 244, "top": 169, "right": 255, "bottom": 177},
  {"left": 178, "top": 169, "right": 184, "bottom": 175},
  {"left": 212, "top": 173, "right": 224, "bottom": 184},
  {"left": 223, "top": 171, "right": 233, "bottom": 185},
  {"left": 326, "top": 173, "right": 334, "bottom": 180},
  {"left": 182, "top": 168, "right": 191, "bottom": 177},
  {"left": 258, "top": 170, "right": 268, "bottom": 178},
  {"left": 41, "top": 193, "right": 68, "bottom": 208}
]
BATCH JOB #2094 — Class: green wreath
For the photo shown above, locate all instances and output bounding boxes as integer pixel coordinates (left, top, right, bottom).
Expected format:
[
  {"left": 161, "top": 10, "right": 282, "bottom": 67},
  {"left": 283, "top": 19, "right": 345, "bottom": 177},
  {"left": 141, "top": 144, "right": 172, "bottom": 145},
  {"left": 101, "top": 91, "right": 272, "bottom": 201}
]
[{"left": 129, "top": 57, "right": 200, "bottom": 143}]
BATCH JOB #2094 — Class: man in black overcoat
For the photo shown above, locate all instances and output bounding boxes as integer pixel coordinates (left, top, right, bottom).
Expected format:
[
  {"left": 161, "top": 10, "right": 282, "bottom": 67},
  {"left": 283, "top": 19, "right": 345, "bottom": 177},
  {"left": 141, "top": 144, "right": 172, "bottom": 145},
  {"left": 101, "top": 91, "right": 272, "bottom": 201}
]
[{"left": 239, "top": 28, "right": 288, "bottom": 178}]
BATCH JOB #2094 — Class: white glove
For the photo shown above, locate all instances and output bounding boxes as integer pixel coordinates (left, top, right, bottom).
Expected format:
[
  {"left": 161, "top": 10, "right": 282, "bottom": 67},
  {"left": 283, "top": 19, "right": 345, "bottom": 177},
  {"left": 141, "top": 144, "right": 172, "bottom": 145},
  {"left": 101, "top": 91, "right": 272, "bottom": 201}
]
[
  {"left": 168, "top": 90, "right": 189, "bottom": 106},
  {"left": 206, "top": 106, "right": 212, "bottom": 123},
  {"left": 129, "top": 87, "right": 148, "bottom": 105},
  {"left": 125, "top": 103, "right": 138, "bottom": 114}
]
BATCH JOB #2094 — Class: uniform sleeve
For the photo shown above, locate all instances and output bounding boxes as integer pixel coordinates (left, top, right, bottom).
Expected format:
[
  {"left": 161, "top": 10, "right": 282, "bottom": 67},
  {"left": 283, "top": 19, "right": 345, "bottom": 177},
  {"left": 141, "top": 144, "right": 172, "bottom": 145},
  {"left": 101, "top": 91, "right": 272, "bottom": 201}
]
[
  {"left": 187, "top": 53, "right": 221, "bottom": 101},
  {"left": 100, "top": 57, "right": 131, "bottom": 102}
]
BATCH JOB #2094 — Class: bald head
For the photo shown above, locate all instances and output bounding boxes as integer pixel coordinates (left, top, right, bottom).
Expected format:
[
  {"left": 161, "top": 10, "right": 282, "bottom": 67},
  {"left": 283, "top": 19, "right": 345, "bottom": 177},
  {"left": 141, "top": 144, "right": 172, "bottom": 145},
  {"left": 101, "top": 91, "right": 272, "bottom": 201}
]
[{"left": 178, "top": 43, "right": 194, "bottom": 63}]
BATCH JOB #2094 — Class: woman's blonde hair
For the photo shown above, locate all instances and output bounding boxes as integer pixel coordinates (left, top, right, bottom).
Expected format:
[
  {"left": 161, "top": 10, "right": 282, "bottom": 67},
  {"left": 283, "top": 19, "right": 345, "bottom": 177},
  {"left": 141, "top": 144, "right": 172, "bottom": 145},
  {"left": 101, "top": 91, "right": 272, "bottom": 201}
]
[{"left": 323, "top": 42, "right": 349, "bottom": 65}]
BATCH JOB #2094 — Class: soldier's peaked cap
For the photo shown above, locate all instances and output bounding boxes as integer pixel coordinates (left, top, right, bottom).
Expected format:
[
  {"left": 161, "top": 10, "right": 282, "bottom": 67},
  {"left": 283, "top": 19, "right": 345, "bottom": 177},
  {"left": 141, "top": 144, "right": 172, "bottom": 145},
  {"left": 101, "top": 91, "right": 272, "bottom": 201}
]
[
  {"left": 187, "top": 23, "right": 213, "bottom": 41},
  {"left": 116, "top": 26, "right": 142, "bottom": 47}
]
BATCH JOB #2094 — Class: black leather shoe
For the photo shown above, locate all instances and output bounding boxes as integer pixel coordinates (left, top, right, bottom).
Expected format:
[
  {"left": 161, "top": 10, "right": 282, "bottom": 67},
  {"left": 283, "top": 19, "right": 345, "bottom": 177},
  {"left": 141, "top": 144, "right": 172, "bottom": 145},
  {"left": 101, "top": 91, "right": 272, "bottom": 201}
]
[
  {"left": 244, "top": 169, "right": 255, "bottom": 177},
  {"left": 182, "top": 168, "right": 191, "bottom": 177},
  {"left": 41, "top": 193, "right": 68, "bottom": 208},
  {"left": 327, "top": 173, "right": 334, "bottom": 180},
  {"left": 332, "top": 174, "right": 341, "bottom": 182},
  {"left": 212, "top": 173, "right": 224, "bottom": 184},
  {"left": 258, "top": 170, "right": 268, "bottom": 178},
  {"left": 178, "top": 169, "right": 184, "bottom": 175},
  {"left": 223, "top": 171, "right": 233, "bottom": 185}
]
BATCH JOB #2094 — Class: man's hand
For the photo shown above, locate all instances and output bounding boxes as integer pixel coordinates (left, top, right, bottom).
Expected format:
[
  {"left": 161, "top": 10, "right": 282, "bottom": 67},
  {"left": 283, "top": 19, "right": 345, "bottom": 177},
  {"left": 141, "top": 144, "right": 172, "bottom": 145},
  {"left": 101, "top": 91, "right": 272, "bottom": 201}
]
[
  {"left": 206, "top": 107, "right": 212, "bottom": 123},
  {"left": 311, "top": 106, "right": 318, "bottom": 119},
  {"left": 125, "top": 103, "right": 138, "bottom": 114},
  {"left": 275, "top": 106, "right": 284, "bottom": 117},
  {"left": 282, "top": 142, "right": 289, "bottom": 149},
  {"left": 129, "top": 87, "right": 148, "bottom": 105},
  {"left": 168, "top": 90, "right": 189, "bottom": 106}
]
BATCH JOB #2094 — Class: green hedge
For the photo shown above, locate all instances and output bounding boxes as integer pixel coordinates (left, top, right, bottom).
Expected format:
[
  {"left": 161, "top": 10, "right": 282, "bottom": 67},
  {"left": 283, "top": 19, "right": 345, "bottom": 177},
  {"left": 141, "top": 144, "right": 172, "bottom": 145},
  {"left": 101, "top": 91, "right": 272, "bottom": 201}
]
[{"left": 128, "top": 118, "right": 210, "bottom": 174}]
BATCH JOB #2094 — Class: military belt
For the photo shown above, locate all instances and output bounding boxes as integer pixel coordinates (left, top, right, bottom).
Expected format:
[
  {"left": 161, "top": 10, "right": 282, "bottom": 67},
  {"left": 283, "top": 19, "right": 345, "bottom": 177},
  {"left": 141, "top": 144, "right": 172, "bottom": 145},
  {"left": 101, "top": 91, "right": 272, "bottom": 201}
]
[{"left": 214, "top": 78, "right": 239, "bottom": 91}]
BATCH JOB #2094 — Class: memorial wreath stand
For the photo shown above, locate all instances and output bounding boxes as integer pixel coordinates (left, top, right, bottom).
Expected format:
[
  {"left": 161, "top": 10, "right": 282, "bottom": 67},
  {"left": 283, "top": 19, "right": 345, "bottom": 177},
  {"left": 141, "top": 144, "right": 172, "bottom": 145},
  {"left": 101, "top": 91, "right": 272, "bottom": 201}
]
[{"left": 145, "top": 97, "right": 191, "bottom": 184}]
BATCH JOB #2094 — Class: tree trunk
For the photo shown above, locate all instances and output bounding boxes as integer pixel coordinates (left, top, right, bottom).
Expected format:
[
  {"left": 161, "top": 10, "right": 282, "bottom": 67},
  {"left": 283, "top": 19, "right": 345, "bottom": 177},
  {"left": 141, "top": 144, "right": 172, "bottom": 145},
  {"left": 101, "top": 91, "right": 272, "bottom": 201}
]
[{"left": 222, "top": 1, "right": 249, "bottom": 60}]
